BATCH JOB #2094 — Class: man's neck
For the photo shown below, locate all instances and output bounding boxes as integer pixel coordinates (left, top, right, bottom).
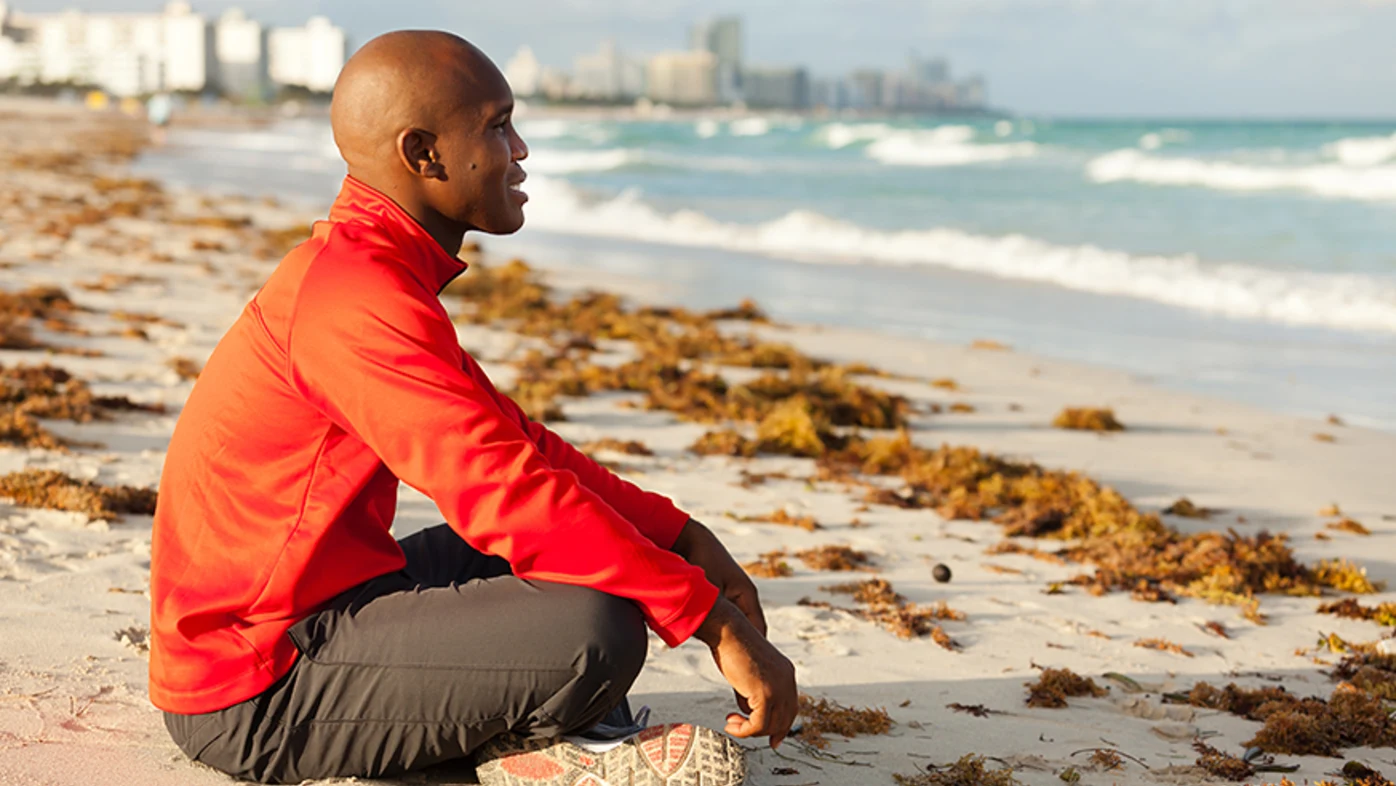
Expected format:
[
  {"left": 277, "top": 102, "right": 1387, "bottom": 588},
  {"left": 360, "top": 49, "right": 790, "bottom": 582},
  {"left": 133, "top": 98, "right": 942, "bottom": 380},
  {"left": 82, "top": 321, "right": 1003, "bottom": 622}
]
[{"left": 348, "top": 171, "right": 467, "bottom": 257}]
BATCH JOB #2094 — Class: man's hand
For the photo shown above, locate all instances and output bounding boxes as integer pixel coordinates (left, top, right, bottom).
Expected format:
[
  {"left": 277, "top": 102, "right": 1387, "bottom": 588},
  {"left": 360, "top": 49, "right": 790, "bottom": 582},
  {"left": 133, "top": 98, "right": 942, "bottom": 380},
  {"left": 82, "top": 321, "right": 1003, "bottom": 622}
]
[
  {"left": 694, "top": 598, "right": 799, "bottom": 748},
  {"left": 672, "top": 519, "right": 766, "bottom": 637}
]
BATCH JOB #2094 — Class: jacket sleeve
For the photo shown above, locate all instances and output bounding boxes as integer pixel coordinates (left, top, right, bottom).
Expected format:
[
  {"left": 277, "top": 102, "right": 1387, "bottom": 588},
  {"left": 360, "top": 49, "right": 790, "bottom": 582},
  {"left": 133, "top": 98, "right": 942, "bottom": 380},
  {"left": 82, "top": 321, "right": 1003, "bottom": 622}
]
[
  {"left": 479, "top": 375, "right": 692, "bottom": 550},
  {"left": 287, "top": 257, "right": 718, "bottom": 646}
]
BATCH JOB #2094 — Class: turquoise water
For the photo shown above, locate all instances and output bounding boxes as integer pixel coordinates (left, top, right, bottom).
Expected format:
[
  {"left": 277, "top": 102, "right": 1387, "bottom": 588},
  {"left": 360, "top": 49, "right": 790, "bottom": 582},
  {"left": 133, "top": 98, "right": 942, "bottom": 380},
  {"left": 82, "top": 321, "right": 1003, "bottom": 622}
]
[{"left": 133, "top": 114, "right": 1396, "bottom": 427}]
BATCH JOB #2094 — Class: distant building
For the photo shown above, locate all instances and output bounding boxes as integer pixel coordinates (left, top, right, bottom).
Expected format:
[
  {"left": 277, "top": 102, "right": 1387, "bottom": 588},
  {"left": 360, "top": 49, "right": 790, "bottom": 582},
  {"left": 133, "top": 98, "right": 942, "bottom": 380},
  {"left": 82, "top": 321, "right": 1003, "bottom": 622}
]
[
  {"left": 958, "top": 75, "right": 987, "bottom": 108},
  {"left": 214, "top": 8, "right": 265, "bottom": 101},
  {"left": 809, "top": 77, "right": 846, "bottom": 110},
  {"left": 741, "top": 65, "right": 808, "bottom": 109},
  {"left": 0, "top": 1, "right": 213, "bottom": 96},
  {"left": 504, "top": 45, "right": 541, "bottom": 97},
  {"left": 572, "top": 40, "right": 643, "bottom": 101},
  {"left": 0, "top": 3, "right": 350, "bottom": 101},
  {"left": 645, "top": 49, "right": 716, "bottom": 107},
  {"left": 688, "top": 16, "right": 741, "bottom": 102},
  {"left": 847, "top": 70, "right": 885, "bottom": 110},
  {"left": 267, "top": 16, "right": 345, "bottom": 94},
  {"left": 537, "top": 66, "right": 572, "bottom": 101}
]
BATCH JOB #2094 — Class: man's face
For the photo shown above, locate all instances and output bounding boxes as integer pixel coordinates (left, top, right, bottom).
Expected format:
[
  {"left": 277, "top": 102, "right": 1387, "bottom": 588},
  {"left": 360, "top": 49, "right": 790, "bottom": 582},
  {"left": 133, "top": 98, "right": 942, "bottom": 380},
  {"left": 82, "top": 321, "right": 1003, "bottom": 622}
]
[{"left": 430, "top": 71, "right": 530, "bottom": 235}]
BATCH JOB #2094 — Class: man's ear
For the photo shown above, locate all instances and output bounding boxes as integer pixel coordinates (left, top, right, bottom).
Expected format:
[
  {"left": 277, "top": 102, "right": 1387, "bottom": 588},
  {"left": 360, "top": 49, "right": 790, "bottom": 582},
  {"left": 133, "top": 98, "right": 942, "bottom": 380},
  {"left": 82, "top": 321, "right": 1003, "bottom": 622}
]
[{"left": 397, "top": 128, "right": 446, "bottom": 180}]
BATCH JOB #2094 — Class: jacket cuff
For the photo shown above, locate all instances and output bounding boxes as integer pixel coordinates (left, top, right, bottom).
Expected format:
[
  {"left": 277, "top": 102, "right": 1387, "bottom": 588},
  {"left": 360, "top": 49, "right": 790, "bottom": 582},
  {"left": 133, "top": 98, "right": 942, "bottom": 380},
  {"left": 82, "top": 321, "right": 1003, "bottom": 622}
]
[
  {"left": 650, "top": 576, "right": 721, "bottom": 648},
  {"left": 645, "top": 498, "right": 695, "bottom": 551}
]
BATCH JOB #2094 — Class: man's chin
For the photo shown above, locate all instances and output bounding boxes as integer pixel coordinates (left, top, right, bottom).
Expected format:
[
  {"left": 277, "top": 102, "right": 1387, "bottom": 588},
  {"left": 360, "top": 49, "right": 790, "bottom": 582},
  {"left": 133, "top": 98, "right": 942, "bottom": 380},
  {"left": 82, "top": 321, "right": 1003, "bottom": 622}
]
[{"left": 478, "top": 210, "right": 525, "bottom": 236}]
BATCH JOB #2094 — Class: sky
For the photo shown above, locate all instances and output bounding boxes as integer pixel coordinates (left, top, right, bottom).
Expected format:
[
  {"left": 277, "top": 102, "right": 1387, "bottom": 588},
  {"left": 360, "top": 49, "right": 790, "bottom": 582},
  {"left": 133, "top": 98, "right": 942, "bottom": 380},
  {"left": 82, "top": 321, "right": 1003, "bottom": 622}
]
[{"left": 14, "top": 0, "right": 1396, "bottom": 117}]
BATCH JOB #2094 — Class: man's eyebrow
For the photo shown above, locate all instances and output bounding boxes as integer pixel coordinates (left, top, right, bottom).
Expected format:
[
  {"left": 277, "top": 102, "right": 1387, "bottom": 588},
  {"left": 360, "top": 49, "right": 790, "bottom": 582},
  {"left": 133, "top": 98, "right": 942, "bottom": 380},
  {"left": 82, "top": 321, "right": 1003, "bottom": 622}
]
[{"left": 487, "top": 103, "right": 514, "bottom": 122}]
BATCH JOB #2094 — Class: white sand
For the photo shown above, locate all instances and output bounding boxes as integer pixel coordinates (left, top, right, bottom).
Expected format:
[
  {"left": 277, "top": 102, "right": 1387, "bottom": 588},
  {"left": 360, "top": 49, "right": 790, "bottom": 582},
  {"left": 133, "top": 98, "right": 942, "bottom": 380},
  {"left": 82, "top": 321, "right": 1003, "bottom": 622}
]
[{"left": 3, "top": 102, "right": 1395, "bottom": 786}]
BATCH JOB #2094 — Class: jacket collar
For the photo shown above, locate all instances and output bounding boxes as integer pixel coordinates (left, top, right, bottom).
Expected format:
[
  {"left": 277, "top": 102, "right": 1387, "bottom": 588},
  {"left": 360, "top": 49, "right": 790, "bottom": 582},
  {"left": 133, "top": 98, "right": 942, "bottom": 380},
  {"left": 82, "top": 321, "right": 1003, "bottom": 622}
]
[{"left": 327, "top": 175, "right": 468, "bottom": 293}]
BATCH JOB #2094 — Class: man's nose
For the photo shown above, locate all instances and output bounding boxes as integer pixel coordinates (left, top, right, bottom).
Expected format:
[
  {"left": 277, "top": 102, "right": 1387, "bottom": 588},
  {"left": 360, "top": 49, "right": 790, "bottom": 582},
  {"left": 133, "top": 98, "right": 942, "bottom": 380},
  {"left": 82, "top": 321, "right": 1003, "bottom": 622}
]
[{"left": 511, "top": 130, "right": 528, "bottom": 161}]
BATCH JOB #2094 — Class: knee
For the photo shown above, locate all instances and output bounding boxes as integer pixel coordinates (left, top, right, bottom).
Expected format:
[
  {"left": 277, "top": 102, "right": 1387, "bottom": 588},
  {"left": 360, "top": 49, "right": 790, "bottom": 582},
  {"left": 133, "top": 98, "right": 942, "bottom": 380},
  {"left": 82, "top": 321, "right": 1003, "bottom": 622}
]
[{"left": 570, "top": 589, "right": 648, "bottom": 688}]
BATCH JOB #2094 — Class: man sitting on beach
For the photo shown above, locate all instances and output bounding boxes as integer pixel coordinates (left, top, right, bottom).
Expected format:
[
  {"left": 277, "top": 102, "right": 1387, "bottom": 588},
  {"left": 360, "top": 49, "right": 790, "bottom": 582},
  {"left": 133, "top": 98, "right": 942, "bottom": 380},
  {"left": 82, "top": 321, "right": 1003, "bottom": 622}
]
[{"left": 149, "top": 30, "right": 796, "bottom": 785}]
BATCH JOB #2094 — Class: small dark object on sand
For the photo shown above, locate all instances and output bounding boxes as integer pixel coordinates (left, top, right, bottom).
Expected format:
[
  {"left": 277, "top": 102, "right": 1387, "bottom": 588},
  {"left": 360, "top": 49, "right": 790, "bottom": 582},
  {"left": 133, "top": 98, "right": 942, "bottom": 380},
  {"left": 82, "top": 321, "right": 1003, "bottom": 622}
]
[{"left": 933, "top": 563, "right": 952, "bottom": 583}]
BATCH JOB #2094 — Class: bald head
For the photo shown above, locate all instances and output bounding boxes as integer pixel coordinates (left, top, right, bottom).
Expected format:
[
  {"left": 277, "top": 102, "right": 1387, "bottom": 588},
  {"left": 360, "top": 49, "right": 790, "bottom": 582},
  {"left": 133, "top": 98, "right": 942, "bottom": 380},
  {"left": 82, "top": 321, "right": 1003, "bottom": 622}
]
[
  {"left": 331, "top": 31, "right": 502, "bottom": 174},
  {"left": 328, "top": 31, "right": 530, "bottom": 248}
]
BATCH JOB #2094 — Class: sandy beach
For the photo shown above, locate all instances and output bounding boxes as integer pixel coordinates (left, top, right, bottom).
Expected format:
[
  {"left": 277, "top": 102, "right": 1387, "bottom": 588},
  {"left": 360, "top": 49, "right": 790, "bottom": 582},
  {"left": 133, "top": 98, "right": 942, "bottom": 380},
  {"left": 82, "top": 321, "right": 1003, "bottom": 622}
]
[{"left": 4, "top": 99, "right": 1396, "bottom": 786}]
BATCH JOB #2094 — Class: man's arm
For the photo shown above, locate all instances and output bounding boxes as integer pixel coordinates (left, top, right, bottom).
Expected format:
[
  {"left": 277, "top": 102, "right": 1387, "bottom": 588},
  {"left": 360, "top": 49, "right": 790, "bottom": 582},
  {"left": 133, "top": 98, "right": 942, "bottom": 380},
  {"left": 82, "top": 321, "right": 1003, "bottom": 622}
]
[
  {"left": 483, "top": 386, "right": 691, "bottom": 549},
  {"left": 288, "top": 256, "right": 718, "bottom": 646}
]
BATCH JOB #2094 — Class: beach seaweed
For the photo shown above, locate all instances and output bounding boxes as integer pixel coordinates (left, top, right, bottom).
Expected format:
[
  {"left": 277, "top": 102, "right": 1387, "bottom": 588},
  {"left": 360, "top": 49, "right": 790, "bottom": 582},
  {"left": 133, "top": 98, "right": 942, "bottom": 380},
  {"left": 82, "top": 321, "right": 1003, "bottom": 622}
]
[
  {"left": 1025, "top": 667, "right": 1107, "bottom": 709},
  {"left": 796, "top": 544, "right": 873, "bottom": 572},
  {"left": 0, "top": 469, "right": 157, "bottom": 520},
  {"left": 794, "top": 694, "right": 892, "bottom": 750},
  {"left": 893, "top": 755, "right": 1021, "bottom": 786},
  {"left": 1052, "top": 407, "right": 1125, "bottom": 432},
  {"left": 742, "top": 551, "right": 794, "bottom": 579},
  {"left": 1191, "top": 740, "right": 1255, "bottom": 781}
]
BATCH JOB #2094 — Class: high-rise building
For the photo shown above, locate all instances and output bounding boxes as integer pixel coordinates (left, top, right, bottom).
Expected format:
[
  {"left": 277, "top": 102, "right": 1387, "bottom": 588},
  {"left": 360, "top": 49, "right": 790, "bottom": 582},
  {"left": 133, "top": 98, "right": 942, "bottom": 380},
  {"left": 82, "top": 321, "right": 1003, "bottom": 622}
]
[
  {"left": 214, "top": 8, "right": 265, "bottom": 101},
  {"left": 572, "top": 40, "right": 643, "bottom": 101},
  {"left": 741, "top": 65, "right": 808, "bottom": 109},
  {"left": 267, "top": 16, "right": 345, "bottom": 94},
  {"left": 0, "top": 2, "right": 212, "bottom": 96},
  {"left": 688, "top": 16, "right": 741, "bottom": 102},
  {"left": 645, "top": 50, "right": 717, "bottom": 107},
  {"left": 504, "top": 46, "right": 541, "bottom": 97},
  {"left": 847, "top": 69, "right": 885, "bottom": 110}
]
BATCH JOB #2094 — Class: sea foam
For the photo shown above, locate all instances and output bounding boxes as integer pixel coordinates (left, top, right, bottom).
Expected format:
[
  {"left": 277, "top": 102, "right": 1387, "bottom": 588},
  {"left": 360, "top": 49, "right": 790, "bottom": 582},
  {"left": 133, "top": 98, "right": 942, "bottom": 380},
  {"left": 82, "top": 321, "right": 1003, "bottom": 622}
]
[{"left": 1087, "top": 148, "right": 1396, "bottom": 202}]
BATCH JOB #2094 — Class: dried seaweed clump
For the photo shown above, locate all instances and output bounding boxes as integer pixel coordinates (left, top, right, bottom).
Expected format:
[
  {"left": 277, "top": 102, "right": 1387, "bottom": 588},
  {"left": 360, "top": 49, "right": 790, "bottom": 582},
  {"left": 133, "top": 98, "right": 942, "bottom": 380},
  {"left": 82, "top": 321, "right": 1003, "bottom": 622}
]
[
  {"left": 1246, "top": 683, "right": 1396, "bottom": 756},
  {"left": 1174, "top": 681, "right": 1396, "bottom": 757},
  {"left": 579, "top": 438, "right": 652, "bottom": 456},
  {"left": 1052, "top": 407, "right": 1124, "bottom": 432},
  {"left": 0, "top": 469, "right": 157, "bottom": 520},
  {"left": 1134, "top": 637, "right": 1195, "bottom": 657},
  {"left": 820, "top": 432, "right": 1345, "bottom": 613},
  {"left": 794, "top": 694, "right": 892, "bottom": 749},
  {"left": 0, "top": 285, "right": 84, "bottom": 350},
  {"left": 894, "top": 754, "right": 1021, "bottom": 786},
  {"left": 742, "top": 551, "right": 793, "bottom": 579},
  {"left": 1025, "top": 667, "right": 1107, "bottom": 709},
  {"left": 821, "top": 577, "right": 964, "bottom": 644},
  {"left": 689, "top": 429, "right": 758, "bottom": 458},
  {"left": 1191, "top": 740, "right": 1254, "bottom": 781},
  {"left": 1329, "top": 762, "right": 1396, "bottom": 786},
  {"left": 796, "top": 544, "right": 873, "bottom": 572},
  {"left": 1318, "top": 598, "right": 1396, "bottom": 627},
  {"left": 740, "top": 509, "right": 820, "bottom": 532},
  {"left": 166, "top": 356, "right": 202, "bottom": 381},
  {"left": 1313, "top": 559, "right": 1385, "bottom": 594},
  {"left": 1163, "top": 498, "right": 1213, "bottom": 519},
  {"left": 0, "top": 362, "right": 162, "bottom": 449},
  {"left": 1327, "top": 518, "right": 1372, "bottom": 536},
  {"left": 449, "top": 261, "right": 904, "bottom": 433}
]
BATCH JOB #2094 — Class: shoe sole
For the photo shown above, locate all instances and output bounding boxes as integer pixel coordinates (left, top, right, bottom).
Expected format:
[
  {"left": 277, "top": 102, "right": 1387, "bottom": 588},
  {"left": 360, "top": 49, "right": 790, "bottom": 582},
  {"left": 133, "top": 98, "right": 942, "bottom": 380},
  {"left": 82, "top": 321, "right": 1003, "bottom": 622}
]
[{"left": 475, "top": 723, "right": 746, "bottom": 786}]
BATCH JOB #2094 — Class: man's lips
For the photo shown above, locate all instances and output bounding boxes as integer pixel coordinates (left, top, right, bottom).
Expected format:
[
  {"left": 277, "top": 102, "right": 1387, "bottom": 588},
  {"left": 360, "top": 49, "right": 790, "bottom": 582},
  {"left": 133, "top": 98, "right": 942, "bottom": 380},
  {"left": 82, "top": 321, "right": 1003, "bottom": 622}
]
[{"left": 507, "top": 169, "right": 528, "bottom": 202}]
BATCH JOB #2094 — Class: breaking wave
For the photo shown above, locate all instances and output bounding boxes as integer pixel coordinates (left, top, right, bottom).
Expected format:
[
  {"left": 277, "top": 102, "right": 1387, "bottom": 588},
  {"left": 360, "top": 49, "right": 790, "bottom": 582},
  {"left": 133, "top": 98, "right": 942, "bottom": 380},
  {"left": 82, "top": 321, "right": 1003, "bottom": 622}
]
[
  {"left": 1087, "top": 148, "right": 1396, "bottom": 202},
  {"left": 522, "top": 175, "right": 1396, "bottom": 334},
  {"left": 816, "top": 123, "right": 1038, "bottom": 167}
]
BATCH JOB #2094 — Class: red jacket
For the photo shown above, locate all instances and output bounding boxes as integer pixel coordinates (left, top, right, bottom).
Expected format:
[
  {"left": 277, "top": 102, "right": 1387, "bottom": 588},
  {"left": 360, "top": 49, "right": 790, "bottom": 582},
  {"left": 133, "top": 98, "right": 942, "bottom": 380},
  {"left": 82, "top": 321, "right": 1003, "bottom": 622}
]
[{"left": 149, "top": 176, "right": 719, "bottom": 714}]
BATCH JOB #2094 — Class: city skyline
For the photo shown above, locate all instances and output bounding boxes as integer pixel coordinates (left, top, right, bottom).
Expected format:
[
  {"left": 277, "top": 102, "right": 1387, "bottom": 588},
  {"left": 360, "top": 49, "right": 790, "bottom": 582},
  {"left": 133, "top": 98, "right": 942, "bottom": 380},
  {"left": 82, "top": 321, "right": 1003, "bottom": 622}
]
[{"left": 5, "top": 0, "right": 1396, "bottom": 117}]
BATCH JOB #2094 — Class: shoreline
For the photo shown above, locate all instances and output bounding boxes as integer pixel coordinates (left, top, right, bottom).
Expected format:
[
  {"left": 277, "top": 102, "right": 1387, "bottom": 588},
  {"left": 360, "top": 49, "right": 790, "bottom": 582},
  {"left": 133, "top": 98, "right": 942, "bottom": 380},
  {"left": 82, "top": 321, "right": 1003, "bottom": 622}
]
[{"left": 3, "top": 103, "right": 1396, "bottom": 786}]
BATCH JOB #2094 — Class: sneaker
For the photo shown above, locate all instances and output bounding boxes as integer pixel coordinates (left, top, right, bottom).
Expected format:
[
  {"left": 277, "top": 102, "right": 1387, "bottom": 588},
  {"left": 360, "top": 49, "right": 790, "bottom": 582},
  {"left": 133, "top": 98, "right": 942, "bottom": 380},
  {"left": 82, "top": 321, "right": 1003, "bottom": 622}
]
[{"left": 474, "top": 723, "right": 747, "bottom": 786}]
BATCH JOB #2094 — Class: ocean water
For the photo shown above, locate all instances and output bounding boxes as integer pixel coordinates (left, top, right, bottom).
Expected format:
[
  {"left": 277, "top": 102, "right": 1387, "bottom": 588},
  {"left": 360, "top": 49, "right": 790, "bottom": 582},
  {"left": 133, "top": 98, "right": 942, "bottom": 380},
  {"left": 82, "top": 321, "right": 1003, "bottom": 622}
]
[{"left": 131, "top": 114, "right": 1396, "bottom": 429}]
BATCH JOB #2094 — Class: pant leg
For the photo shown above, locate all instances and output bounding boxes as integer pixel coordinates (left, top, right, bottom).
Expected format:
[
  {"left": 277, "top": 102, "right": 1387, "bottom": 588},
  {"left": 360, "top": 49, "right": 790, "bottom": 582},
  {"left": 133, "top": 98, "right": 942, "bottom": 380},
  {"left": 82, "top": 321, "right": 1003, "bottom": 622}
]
[
  {"left": 168, "top": 562, "right": 648, "bottom": 783},
  {"left": 396, "top": 522, "right": 513, "bottom": 587}
]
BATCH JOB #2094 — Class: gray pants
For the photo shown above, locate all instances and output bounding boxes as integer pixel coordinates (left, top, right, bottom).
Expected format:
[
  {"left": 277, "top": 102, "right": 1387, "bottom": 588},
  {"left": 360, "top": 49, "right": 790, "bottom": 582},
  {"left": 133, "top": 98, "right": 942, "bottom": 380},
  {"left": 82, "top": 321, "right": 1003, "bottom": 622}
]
[{"left": 164, "top": 524, "right": 648, "bottom": 783}]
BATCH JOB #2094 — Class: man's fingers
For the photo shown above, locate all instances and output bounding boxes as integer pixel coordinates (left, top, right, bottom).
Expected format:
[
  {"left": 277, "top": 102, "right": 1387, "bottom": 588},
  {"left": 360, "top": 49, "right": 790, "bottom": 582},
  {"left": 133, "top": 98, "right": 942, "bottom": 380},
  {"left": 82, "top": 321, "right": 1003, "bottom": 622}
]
[
  {"left": 724, "top": 701, "right": 770, "bottom": 738},
  {"left": 733, "top": 689, "right": 752, "bottom": 715}
]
